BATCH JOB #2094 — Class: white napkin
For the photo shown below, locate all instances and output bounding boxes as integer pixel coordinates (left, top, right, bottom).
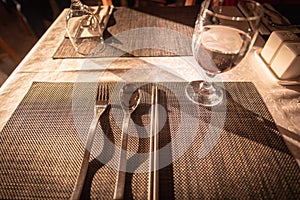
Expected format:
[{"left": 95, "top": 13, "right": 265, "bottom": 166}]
[{"left": 66, "top": 5, "right": 114, "bottom": 38}]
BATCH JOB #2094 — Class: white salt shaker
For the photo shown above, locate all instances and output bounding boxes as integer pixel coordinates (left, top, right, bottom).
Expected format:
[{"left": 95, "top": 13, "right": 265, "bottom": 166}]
[
  {"left": 260, "top": 31, "right": 298, "bottom": 65},
  {"left": 270, "top": 42, "right": 300, "bottom": 80}
]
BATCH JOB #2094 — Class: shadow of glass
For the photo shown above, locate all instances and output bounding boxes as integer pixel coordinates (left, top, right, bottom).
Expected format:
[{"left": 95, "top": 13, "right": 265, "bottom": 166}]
[
  {"left": 78, "top": 82, "right": 300, "bottom": 199},
  {"left": 197, "top": 88, "right": 297, "bottom": 157}
]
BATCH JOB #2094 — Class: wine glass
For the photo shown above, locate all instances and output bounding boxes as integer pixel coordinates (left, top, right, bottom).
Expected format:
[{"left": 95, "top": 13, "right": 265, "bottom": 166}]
[
  {"left": 186, "top": 0, "right": 263, "bottom": 106},
  {"left": 66, "top": 0, "right": 105, "bottom": 55},
  {"left": 70, "top": 0, "right": 93, "bottom": 13}
]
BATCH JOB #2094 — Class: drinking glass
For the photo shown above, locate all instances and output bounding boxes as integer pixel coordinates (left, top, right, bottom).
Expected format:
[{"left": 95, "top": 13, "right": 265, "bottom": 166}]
[
  {"left": 186, "top": 0, "right": 263, "bottom": 106},
  {"left": 66, "top": 0, "right": 105, "bottom": 55}
]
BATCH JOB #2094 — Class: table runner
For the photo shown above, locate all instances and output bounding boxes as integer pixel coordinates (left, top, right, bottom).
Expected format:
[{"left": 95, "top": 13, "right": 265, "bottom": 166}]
[
  {"left": 52, "top": 7, "right": 197, "bottom": 58},
  {"left": 0, "top": 82, "right": 299, "bottom": 199}
]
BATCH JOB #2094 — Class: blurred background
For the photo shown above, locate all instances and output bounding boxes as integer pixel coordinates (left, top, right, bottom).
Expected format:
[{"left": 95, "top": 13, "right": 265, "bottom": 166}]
[{"left": 0, "top": 0, "right": 299, "bottom": 86}]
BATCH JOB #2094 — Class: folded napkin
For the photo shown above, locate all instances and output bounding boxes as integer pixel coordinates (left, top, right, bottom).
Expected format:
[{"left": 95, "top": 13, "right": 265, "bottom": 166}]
[
  {"left": 99, "top": 5, "right": 114, "bottom": 34},
  {"left": 86, "top": 5, "right": 114, "bottom": 38},
  {"left": 65, "top": 5, "right": 114, "bottom": 38},
  {"left": 66, "top": 5, "right": 114, "bottom": 39}
]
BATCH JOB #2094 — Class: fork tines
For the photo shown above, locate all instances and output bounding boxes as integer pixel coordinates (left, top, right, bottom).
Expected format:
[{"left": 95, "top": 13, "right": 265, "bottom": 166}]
[{"left": 97, "top": 84, "right": 109, "bottom": 104}]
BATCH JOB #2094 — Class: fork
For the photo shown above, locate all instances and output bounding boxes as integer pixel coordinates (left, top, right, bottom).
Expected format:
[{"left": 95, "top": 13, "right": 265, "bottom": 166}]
[{"left": 70, "top": 84, "right": 109, "bottom": 200}]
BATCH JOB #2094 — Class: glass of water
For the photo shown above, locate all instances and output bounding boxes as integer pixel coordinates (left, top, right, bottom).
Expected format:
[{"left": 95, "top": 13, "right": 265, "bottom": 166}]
[
  {"left": 186, "top": 0, "right": 263, "bottom": 106},
  {"left": 66, "top": 0, "right": 105, "bottom": 55}
]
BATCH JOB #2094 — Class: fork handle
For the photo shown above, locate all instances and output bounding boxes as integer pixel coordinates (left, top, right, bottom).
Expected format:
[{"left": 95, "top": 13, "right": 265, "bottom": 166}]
[{"left": 70, "top": 109, "right": 104, "bottom": 200}]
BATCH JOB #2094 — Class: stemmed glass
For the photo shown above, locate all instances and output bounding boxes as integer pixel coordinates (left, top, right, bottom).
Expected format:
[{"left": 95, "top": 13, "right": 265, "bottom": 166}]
[
  {"left": 66, "top": 0, "right": 105, "bottom": 55},
  {"left": 186, "top": 0, "right": 263, "bottom": 106},
  {"left": 70, "top": 0, "right": 92, "bottom": 12}
]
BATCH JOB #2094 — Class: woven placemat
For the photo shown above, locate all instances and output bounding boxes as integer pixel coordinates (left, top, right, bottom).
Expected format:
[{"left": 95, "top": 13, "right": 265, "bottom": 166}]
[
  {"left": 0, "top": 82, "right": 299, "bottom": 199},
  {"left": 52, "top": 7, "right": 196, "bottom": 58}
]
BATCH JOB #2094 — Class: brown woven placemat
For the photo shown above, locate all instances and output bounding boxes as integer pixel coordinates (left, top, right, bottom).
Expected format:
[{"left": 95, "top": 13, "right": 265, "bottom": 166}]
[
  {"left": 0, "top": 82, "right": 299, "bottom": 199},
  {"left": 52, "top": 7, "right": 196, "bottom": 58}
]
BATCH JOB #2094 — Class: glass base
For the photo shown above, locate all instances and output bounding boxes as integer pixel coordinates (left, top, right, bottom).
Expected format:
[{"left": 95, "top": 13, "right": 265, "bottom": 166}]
[{"left": 185, "top": 81, "right": 223, "bottom": 107}]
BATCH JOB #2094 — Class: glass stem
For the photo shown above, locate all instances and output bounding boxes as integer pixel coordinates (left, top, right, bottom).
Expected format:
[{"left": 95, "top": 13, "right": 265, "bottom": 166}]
[
  {"left": 200, "top": 81, "right": 217, "bottom": 96},
  {"left": 201, "top": 72, "right": 216, "bottom": 95}
]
